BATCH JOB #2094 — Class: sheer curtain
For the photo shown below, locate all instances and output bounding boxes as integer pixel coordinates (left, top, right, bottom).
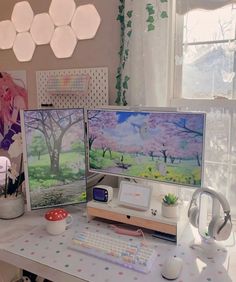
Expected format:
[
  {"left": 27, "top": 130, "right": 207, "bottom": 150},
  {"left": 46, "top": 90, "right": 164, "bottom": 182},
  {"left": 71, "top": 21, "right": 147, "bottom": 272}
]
[
  {"left": 176, "top": 0, "right": 234, "bottom": 14},
  {"left": 115, "top": 0, "right": 170, "bottom": 107},
  {"left": 173, "top": 0, "right": 236, "bottom": 217},
  {"left": 116, "top": 0, "right": 236, "bottom": 218}
]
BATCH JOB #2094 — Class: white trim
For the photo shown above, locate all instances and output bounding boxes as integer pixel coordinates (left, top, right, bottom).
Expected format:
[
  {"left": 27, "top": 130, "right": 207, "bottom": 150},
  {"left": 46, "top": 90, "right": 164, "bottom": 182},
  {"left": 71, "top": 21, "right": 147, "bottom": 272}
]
[
  {"left": 171, "top": 98, "right": 236, "bottom": 110},
  {"left": 167, "top": 0, "right": 176, "bottom": 105}
]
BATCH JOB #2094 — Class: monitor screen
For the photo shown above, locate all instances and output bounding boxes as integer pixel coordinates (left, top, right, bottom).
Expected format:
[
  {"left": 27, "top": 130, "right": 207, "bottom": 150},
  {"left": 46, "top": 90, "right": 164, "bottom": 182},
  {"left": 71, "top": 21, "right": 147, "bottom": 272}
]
[
  {"left": 21, "top": 108, "right": 86, "bottom": 210},
  {"left": 87, "top": 108, "right": 206, "bottom": 188}
]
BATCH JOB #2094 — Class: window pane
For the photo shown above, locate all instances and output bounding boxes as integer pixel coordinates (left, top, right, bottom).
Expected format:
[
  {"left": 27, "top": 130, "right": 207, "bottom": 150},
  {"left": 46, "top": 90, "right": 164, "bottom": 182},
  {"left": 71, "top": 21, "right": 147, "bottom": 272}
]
[
  {"left": 178, "top": 4, "right": 236, "bottom": 99},
  {"left": 184, "top": 6, "right": 236, "bottom": 43},
  {"left": 182, "top": 43, "right": 234, "bottom": 98}
]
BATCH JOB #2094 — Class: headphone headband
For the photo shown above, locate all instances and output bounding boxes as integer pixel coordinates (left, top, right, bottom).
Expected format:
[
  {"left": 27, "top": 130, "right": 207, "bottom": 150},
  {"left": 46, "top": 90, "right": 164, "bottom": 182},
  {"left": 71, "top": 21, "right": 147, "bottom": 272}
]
[{"left": 190, "top": 187, "right": 230, "bottom": 214}]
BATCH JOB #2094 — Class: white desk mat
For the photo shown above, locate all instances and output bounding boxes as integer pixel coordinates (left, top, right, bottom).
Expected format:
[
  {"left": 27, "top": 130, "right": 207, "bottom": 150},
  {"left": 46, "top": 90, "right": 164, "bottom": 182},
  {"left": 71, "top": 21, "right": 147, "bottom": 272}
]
[{"left": 5, "top": 213, "right": 231, "bottom": 282}]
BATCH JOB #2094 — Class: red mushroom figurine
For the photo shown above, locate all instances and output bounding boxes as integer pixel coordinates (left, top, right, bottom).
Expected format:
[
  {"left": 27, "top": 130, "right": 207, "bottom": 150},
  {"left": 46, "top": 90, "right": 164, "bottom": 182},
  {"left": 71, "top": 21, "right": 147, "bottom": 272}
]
[{"left": 45, "top": 208, "right": 68, "bottom": 221}]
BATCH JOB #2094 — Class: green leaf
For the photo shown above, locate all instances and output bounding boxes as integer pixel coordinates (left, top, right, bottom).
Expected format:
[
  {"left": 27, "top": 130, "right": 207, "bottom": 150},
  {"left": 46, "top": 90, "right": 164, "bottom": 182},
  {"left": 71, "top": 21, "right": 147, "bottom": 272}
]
[
  {"left": 118, "top": 5, "right": 124, "bottom": 14},
  {"left": 127, "top": 30, "right": 132, "bottom": 37},
  {"left": 115, "top": 93, "right": 121, "bottom": 105},
  {"left": 162, "top": 193, "right": 178, "bottom": 205},
  {"left": 160, "top": 0, "right": 167, "bottom": 2},
  {"left": 146, "top": 4, "right": 155, "bottom": 15},
  {"left": 117, "top": 15, "right": 124, "bottom": 22},
  {"left": 148, "top": 24, "right": 155, "bottom": 31},
  {"left": 146, "top": 16, "right": 154, "bottom": 23},
  {"left": 127, "top": 20, "right": 132, "bottom": 28},
  {"left": 127, "top": 10, "right": 133, "bottom": 18},
  {"left": 160, "top": 11, "right": 168, "bottom": 18},
  {"left": 124, "top": 75, "right": 130, "bottom": 82},
  {"left": 123, "top": 76, "right": 130, "bottom": 89}
]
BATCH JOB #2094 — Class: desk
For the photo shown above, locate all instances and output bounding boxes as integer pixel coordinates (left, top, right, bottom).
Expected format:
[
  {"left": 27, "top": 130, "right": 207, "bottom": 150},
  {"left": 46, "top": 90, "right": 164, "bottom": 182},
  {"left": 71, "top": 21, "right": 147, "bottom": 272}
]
[{"left": 0, "top": 205, "right": 235, "bottom": 282}]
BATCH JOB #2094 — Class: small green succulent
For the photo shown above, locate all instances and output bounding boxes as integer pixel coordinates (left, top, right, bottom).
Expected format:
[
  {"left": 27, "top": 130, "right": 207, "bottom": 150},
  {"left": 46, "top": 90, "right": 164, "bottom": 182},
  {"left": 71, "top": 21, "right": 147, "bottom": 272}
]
[{"left": 162, "top": 193, "right": 178, "bottom": 206}]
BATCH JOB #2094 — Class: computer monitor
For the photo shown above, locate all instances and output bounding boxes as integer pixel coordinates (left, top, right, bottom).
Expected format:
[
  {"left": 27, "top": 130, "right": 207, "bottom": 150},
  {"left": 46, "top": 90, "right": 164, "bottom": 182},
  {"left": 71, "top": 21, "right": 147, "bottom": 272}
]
[
  {"left": 21, "top": 108, "right": 87, "bottom": 210},
  {"left": 86, "top": 108, "right": 206, "bottom": 188}
]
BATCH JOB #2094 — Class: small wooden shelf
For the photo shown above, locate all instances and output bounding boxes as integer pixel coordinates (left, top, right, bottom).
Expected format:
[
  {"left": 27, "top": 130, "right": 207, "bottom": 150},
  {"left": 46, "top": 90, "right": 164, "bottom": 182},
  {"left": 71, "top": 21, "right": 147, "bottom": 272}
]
[{"left": 86, "top": 189, "right": 189, "bottom": 243}]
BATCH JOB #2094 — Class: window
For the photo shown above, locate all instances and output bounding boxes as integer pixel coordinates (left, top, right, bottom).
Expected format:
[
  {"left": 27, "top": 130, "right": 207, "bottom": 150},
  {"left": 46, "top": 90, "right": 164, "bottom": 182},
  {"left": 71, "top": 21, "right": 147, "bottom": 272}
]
[
  {"left": 172, "top": 1, "right": 236, "bottom": 218},
  {"left": 175, "top": 3, "right": 236, "bottom": 99}
]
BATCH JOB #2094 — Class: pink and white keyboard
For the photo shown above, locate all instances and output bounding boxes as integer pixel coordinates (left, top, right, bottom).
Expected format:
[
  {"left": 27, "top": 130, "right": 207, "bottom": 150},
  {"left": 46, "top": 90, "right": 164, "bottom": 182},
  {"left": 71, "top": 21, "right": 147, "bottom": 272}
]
[{"left": 69, "top": 231, "right": 157, "bottom": 273}]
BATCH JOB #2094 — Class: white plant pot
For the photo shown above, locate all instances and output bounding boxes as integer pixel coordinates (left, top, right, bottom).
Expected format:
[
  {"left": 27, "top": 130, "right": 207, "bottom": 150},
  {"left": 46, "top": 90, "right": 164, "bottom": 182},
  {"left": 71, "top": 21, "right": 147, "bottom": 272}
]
[
  {"left": 0, "top": 193, "right": 25, "bottom": 219},
  {"left": 161, "top": 202, "right": 179, "bottom": 218}
]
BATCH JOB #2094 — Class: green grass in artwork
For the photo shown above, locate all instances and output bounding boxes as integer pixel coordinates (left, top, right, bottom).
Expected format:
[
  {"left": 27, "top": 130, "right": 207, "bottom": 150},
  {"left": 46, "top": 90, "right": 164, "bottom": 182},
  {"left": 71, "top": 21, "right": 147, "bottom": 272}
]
[
  {"left": 90, "top": 149, "right": 201, "bottom": 186},
  {"left": 31, "top": 191, "right": 87, "bottom": 208},
  {"left": 28, "top": 151, "right": 85, "bottom": 190}
]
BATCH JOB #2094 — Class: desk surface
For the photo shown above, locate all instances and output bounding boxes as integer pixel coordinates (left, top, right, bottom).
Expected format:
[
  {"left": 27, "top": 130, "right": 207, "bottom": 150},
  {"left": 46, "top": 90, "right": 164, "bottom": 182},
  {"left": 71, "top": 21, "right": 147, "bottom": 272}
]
[{"left": 0, "top": 205, "right": 235, "bottom": 282}]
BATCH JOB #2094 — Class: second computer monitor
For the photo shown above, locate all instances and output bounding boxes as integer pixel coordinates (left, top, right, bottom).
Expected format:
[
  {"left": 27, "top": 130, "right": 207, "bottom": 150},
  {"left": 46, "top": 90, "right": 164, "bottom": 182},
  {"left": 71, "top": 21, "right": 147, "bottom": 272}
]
[{"left": 87, "top": 108, "right": 206, "bottom": 188}]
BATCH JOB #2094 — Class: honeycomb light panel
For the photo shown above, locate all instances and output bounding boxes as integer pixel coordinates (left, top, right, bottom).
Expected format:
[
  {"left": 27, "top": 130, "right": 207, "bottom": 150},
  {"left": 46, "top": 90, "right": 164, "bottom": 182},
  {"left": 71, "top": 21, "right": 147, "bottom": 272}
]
[
  {"left": 0, "top": 20, "right": 16, "bottom": 49},
  {"left": 13, "top": 32, "right": 35, "bottom": 62},
  {"left": 49, "top": 0, "right": 76, "bottom": 26},
  {"left": 71, "top": 4, "right": 101, "bottom": 40},
  {"left": 11, "top": 1, "right": 34, "bottom": 32},
  {"left": 30, "top": 13, "right": 54, "bottom": 45},
  {"left": 50, "top": 26, "right": 77, "bottom": 58}
]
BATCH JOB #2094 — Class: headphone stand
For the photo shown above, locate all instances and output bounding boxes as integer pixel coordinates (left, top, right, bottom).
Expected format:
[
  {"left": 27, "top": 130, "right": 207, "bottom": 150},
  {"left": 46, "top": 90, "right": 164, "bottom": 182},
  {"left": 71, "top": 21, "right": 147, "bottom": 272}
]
[{"left": 190, "top": 236, "right": 227, "bottom": 260}]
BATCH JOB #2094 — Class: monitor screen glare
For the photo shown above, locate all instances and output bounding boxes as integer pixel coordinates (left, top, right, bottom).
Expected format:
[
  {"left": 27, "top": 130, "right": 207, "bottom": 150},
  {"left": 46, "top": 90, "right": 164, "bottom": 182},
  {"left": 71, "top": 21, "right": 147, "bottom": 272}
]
[{"left": 87, "top": 109, "right": 205, "bottom": 188}]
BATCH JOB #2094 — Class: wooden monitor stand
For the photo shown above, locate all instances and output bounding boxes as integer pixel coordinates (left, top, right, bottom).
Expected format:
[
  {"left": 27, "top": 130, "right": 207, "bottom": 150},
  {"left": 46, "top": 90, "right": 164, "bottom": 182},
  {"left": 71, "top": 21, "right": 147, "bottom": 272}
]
[{"left": 86, "top": 189, "right": 189, "bottom": 243}]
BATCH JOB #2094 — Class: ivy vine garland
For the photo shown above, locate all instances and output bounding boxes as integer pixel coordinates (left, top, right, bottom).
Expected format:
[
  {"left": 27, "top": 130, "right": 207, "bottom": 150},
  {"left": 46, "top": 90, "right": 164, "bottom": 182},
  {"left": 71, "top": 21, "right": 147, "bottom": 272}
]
[{"left": 115, "top": 0, "right": 168, "bottom": 106}]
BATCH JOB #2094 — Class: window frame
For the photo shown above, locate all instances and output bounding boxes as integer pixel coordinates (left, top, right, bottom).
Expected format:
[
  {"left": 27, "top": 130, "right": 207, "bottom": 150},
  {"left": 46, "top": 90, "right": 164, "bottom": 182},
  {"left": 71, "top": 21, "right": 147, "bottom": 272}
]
[{"left": 172, "top": 3, "right": 236, "bottom": 101}]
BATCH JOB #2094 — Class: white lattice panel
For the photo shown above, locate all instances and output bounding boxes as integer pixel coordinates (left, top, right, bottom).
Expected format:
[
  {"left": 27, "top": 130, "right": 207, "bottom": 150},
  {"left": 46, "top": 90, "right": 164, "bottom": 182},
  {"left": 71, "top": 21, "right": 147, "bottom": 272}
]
[{"left": 36, "top": 67, "right": 108, "bottom": 108}]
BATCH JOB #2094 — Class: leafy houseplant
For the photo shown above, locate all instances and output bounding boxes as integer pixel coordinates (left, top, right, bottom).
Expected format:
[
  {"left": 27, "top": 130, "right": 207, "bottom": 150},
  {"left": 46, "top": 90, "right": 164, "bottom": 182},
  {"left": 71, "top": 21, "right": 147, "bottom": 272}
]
[
  {"left": 163, "top": 193, "right": 178, "bottom": 206},
  {"left": 161, "top": 193, "right": 179, "bottom": 218}
]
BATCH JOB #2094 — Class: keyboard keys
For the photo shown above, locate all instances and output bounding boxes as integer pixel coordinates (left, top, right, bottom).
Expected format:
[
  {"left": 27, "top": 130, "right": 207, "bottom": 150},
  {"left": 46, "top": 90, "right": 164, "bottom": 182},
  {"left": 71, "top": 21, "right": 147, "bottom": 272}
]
[{"left": 69, "top": 231, "right": 157, "bottom": 273}]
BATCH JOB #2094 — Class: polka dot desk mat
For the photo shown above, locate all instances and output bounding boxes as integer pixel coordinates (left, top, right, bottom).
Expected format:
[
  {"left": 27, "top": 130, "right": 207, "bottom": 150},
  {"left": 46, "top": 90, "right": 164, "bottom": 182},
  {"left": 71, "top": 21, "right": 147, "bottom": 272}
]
[{"left": 5, "top": 213, "right": 231, "bottom": 282}]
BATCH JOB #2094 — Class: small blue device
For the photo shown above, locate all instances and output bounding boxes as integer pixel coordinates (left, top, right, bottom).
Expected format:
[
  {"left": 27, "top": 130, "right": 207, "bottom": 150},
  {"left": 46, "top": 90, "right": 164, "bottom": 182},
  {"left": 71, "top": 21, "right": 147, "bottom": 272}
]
[{"left": 93, "top": 185, "right": 113, "bottom": 202}]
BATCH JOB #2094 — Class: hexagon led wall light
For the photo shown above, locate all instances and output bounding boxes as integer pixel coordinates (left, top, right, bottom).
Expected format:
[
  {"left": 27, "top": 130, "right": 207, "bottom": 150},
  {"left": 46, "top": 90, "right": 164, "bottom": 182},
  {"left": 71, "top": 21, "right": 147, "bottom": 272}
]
[
  {"left": 50, "top": 26, "right": 77, "bottom": 58},
  {"left": 11, "top": 1, "right": 34, "bottom": 32},
  {"left": 49, "top": 0, "right": 76, "bottom": 26},
  {"left": 13, "top": 32, "right": 35, "bottom": 62},
  {"left": 0, "top": 20, "right": 16, "bottom": 49},
  {"left": 30, "top": 13, "right": 55, "bottom": 45},
  {"left": 71, "top": 4, "right": 101, "bottom": 40}
]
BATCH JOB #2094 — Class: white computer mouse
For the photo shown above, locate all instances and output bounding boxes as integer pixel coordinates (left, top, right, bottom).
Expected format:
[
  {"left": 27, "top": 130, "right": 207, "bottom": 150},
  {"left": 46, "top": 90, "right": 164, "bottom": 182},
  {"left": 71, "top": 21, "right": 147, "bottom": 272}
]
[{"left": 161, "top": 256, "right": 183, "bottom": 280}]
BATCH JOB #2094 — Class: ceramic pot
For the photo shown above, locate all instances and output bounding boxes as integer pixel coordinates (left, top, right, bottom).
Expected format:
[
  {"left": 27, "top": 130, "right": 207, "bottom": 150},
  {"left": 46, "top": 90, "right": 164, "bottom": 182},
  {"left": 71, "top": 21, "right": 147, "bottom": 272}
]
[
  {"left": 0, "top": 193, "right": 25, "bottom": 219},
  {"left": 161, "top": 202, "right": 179, "bottom": 218}
]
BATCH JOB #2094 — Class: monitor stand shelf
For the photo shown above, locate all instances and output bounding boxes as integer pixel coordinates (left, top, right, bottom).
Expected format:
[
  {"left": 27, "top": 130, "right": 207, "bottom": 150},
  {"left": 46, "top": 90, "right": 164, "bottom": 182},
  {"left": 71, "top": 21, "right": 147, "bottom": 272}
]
[{"left": 86, "top": 189, "right": 189, "bottom": 243}]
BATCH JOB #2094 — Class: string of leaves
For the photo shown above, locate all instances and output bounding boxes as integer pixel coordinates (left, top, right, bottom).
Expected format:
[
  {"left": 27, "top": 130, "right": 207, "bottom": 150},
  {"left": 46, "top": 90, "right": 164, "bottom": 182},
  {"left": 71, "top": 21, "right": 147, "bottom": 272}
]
[
  {"left": 146, "top": 0, "right": 168, "bottom": 32},
  {"left": 115, "top": 0, "right": 168, "bottom": 105},
  {"left": 115, "top": 0, "right": 133, "bottom": 106},
  {"left": 146, "top": 3, "right": 155, "bottom": 31}
]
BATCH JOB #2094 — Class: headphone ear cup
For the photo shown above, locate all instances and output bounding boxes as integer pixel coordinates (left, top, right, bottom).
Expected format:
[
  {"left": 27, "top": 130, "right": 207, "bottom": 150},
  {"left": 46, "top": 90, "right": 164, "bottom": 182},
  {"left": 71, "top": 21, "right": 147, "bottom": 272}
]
[
  {"left": 208, "top": 216, "right": 232, "bottom": 241},
  {"left": 189, "top": 206, "right": 199, "bottom": 228}
]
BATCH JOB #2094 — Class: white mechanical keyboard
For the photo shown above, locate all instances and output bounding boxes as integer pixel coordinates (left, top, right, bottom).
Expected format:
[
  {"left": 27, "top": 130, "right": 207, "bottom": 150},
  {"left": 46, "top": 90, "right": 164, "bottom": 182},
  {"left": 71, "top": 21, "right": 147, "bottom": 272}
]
[{"left": 69, "top": 231, "right": 157, "bottom": 273}]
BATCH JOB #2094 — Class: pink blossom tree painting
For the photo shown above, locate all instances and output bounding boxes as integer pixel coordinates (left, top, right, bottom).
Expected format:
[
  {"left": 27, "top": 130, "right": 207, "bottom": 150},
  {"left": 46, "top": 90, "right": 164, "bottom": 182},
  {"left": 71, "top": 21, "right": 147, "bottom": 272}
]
[{"left": 87, "top": 110, "right": 205, "bottom": 187}]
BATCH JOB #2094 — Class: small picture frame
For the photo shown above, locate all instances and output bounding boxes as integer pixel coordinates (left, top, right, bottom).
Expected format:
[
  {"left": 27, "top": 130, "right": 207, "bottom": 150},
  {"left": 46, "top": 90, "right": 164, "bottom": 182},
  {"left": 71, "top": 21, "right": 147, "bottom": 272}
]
[{"left": 118, "top": 181, "right": 152, "bottom": 211}]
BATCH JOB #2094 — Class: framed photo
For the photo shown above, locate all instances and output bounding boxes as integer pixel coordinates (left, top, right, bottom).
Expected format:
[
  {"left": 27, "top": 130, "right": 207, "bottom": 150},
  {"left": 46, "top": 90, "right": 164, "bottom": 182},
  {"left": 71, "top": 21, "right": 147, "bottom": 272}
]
[
  {"left": 21, "top": 108, "right": 87, "bottom": 210},
  {"left": 118, "top": 181, "right": 152, "bottom": 211}
]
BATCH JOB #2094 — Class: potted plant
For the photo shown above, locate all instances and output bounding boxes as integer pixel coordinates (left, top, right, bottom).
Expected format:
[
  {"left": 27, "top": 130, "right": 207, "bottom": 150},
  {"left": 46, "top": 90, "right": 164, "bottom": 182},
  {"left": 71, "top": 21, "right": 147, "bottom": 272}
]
[
  {"left": 0, "top": 133, "right": 25, "bottom": 219},
  {"left": 161, "top": 193, "right": 179, "bottom": 218}
]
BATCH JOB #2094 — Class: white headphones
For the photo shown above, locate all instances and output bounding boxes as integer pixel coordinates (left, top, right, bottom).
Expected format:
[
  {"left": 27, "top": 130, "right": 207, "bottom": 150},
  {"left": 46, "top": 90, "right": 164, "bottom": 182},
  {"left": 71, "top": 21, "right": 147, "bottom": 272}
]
[{"left": 188, "top": 187, "right": 232, "bottom": 241}]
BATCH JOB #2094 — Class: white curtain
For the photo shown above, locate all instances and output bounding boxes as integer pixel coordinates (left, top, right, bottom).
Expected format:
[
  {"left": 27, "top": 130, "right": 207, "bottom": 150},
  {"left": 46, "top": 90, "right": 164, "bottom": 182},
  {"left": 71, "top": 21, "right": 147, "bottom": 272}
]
[
  {"left": 116, "top": 0, "right": 236, "bottom": 218},
  {"left": 115, "top": 0, "right": 170, "bottom": 107},
  {"left": 174, "top": 0, "right": 236, "bottom": 217},
  {"left": 177, "top": 0, "right": 235, "bottom": 14}
]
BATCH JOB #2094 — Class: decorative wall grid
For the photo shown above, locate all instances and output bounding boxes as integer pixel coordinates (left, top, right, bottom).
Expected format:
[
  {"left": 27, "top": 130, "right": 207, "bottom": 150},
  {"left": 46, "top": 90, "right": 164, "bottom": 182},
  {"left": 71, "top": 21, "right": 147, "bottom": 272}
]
[{"left": 36, "top": 67, "right": 108, "bottom": 109}]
